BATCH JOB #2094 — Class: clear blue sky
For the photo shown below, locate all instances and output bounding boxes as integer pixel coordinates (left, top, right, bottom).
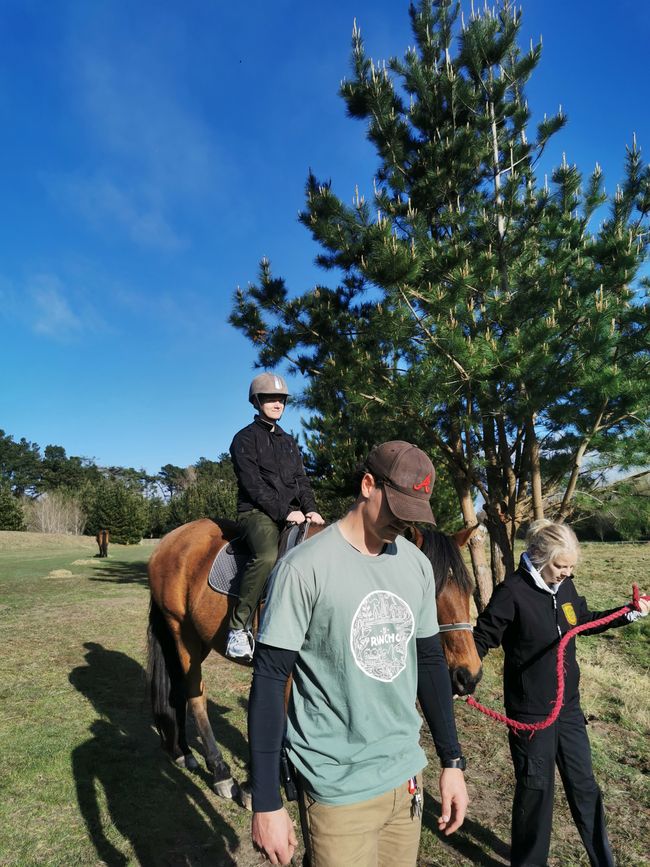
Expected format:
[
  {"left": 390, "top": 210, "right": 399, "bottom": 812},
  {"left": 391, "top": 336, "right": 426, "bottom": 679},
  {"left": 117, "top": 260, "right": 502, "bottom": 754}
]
[{"left": 1, "top": 0, "right": 648, "bottom": 474}]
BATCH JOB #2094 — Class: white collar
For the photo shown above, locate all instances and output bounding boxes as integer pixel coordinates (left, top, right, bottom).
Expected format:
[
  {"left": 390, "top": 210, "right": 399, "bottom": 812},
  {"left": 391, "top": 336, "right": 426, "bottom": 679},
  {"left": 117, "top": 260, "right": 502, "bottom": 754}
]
[{"left": 522, "top": 552, "right": 559, "bottom": 596}]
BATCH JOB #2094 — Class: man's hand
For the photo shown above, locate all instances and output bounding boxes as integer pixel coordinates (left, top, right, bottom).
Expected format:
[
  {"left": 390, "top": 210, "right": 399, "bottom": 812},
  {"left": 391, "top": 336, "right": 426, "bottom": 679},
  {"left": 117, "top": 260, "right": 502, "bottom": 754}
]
[
  {"left": 437, "top": 768, "right": 468, "bottom": 835},
  {"left": 251, "top": 808, "right": 297, "bottom": 866},
  {"left": 286, "top": 510, "right": 306, "bottom": 524},
  {"left": 306, "top": 511, "right": 325, "bottom": 525}
]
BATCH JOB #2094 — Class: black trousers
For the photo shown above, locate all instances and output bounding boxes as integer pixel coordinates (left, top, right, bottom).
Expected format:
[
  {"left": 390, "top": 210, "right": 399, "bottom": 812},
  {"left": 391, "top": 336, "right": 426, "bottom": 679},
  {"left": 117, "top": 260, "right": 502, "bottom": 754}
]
[{"left": 508, "top": 699, "right": 614, "bottom": 867}]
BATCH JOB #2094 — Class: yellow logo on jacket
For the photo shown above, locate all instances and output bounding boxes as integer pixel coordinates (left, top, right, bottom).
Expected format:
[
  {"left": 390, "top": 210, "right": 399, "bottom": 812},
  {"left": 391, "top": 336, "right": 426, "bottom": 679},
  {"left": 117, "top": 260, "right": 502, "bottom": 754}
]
[{"left": 562, "top": 602, "right": 577, "bottom": 626}]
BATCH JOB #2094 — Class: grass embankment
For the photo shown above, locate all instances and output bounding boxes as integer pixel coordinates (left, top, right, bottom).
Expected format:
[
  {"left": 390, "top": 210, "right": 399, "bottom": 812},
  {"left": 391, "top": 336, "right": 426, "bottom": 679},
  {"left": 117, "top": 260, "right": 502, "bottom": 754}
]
[{"left": 0, "top": 532, "right": 647, "bottom": 866}]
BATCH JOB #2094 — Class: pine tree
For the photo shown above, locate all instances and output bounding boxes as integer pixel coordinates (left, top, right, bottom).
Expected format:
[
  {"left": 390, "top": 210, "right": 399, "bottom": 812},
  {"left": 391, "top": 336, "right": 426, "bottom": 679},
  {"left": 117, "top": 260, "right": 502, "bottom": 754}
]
[
  {"left": 230, "top": 0, "right": 650, "bottom": 604},
  {"left": 85, "top": 480, "right": 147, "bottom": 545},
  {"left": 0, "top": 483, "right": 25, "bottom": 531}
]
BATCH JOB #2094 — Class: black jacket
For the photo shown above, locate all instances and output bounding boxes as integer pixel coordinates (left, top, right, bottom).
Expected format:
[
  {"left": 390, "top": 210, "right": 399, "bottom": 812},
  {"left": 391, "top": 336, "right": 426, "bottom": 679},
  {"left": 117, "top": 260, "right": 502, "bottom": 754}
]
[
  {"left": 473, "top": 555, "right": 629, "bottom": 716},
  {"left": 230, "top": 416, "right": 317, "bottom": 524}
]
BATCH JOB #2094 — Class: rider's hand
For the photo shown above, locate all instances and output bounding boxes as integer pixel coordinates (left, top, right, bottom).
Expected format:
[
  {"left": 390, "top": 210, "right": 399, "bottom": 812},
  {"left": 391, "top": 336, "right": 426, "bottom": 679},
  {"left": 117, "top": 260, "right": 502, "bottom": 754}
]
[
  {"left": 306, "top": 511, "right": 325, "bottom": 525},
  {"left": 286, "top": 510, "right": 306, "bottom": 524},
  {"left": 637, "top": 595, "right": 650, "bottom": 617}
]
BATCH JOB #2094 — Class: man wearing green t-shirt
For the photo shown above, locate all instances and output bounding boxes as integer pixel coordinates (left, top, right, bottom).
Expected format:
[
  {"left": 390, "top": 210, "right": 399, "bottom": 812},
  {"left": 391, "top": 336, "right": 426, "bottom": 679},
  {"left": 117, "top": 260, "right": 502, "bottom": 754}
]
[{"left": 248, "top": 441, "right": 468, "bottom": 867}]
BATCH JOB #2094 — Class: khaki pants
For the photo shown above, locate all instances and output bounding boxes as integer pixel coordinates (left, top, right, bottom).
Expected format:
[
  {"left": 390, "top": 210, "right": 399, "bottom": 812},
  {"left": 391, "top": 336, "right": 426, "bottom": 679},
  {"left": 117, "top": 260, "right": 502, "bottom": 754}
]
[{"left": 300, "top": 774, "right": 423, "bottom": 867}]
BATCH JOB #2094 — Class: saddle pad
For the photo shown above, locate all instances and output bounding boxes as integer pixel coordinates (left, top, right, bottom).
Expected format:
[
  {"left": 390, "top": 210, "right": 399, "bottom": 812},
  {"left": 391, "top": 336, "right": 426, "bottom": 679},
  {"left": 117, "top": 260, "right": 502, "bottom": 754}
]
[
  {"left": 207, "top": 541, "right": 249, "bottom": 597},
  {"left": 207, "top": 522, "right": 311, "bottom": 597}
]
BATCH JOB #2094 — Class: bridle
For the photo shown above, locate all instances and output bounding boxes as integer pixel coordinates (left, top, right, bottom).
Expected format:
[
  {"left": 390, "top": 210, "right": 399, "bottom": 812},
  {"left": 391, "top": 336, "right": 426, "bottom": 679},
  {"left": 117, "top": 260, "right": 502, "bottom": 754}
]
[{"left": 438, "top": 622, "right": 473, "bottom": 633}]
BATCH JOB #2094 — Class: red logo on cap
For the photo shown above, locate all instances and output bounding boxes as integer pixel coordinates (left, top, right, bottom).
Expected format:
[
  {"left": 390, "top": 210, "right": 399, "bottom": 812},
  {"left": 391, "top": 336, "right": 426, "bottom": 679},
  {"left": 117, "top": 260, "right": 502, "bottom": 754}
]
[{"left": 413, "top": 473, "right": 432, "bottom": 494}]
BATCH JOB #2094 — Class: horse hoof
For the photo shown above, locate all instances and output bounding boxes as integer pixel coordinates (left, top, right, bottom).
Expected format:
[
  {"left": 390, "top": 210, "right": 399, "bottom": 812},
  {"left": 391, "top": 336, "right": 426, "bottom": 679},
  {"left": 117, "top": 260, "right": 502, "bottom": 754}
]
[
  {"left": 213, "top": 777, "right": 240, "bottom": 800},
  {"left": 238, "top": 781, "right": 253, "bottom": 811},
  {"left": 184, "top": 753, "right": 200, "bottom": 772},
  {"left": 174, "top": 752, "right": 199, "bottom": 772}
]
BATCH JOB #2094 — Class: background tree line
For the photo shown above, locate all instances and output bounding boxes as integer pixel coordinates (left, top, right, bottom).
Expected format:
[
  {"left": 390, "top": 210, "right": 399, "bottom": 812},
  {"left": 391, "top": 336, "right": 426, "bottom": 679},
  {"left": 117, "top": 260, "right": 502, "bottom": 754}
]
[
  {"left": 0, "top": 429, "right": 239, "bottom": 544},
  {"left": 1, "top": 415, "right": 646, "bottom": 554}
]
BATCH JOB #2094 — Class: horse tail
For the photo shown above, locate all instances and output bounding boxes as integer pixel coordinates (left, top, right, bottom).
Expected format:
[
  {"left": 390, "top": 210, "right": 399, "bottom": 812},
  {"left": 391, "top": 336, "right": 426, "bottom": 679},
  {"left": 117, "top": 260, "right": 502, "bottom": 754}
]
[{"left": 146, "top": 597, "right": 186, "bottom": 757}]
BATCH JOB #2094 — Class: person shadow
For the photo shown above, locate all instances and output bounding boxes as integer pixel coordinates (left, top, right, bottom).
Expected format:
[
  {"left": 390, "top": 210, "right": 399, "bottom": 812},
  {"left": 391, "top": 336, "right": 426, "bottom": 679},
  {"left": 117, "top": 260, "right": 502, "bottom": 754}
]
[
  {"left": 421, "top": 791, "right": 510, "bottom": 866},
  {"left": 69, "top": 642, "right": 244, "bottom": 866}
]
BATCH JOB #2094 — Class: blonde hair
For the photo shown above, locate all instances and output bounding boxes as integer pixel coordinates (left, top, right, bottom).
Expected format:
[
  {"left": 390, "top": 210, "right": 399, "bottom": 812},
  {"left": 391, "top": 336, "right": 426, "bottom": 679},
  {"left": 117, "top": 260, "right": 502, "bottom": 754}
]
[{"left": 525, "top": 519, "right": 580, "bottom": 570}]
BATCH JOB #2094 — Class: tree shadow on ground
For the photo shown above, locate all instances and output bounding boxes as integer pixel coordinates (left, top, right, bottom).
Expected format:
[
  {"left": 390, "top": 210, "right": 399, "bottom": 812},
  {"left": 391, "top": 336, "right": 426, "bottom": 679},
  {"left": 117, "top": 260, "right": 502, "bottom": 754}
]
[
  {"left": 421, "top": 791, "right": 510, "bottom": 866},
  {"left": 88, "top": 560, "right": 149, "bottom": 584},
  {"left": 69, "top": 642, "right": 246, "bottom": 866}
]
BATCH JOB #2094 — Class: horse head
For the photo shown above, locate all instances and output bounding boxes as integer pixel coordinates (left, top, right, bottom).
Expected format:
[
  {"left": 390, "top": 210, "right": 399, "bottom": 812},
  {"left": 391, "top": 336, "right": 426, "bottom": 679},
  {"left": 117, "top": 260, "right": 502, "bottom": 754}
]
[{"left": 406, "top": 525, "right": 482, "bottom": 696}]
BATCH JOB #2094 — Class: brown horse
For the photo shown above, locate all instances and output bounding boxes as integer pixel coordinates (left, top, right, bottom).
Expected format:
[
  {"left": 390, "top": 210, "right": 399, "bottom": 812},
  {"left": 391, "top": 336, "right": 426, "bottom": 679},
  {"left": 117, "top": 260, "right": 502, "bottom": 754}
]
[
  {"left": 146, "top": 518, "right": 482, "bottom": 806},
  {"left": 96, "top": 529, "right": 109, "bottom": 558}
]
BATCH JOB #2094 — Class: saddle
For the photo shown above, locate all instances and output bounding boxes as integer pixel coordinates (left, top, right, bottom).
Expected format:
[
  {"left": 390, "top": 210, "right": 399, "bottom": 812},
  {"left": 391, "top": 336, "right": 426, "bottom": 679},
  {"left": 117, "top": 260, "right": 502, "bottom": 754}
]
[{"left": 207, "top": 521, "right": 311, "bottom": 598}]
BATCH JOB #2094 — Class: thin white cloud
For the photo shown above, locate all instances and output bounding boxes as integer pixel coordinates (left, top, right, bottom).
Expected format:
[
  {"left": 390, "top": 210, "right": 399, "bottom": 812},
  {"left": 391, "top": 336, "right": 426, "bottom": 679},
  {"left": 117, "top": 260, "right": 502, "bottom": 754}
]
[
  {"left": 55, "top": 174, "right": 186, "bottom": 251},
  {"left": 31, "top": 276, "right": 83, "bottom": 337},
  {"left": 1, "top": 273, "right": 103, "bottom": 341}
]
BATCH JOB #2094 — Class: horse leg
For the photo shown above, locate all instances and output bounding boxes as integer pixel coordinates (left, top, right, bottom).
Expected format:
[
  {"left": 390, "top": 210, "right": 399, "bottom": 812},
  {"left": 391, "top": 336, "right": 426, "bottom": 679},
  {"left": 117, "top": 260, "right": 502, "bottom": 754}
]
[
  {"left": 146, "top": 600, "right": 198, "bottom": 770},
  {"left": 174, "top": 626, "right": 244, "bottom": 803}
]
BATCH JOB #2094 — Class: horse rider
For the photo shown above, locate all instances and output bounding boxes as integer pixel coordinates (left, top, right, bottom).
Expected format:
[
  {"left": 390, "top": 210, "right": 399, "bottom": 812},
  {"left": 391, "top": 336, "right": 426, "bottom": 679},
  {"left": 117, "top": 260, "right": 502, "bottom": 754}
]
[
  {"left": 248, "top": 441, "right": 468, "bottom": 866},
  {"left": 226, "top": 372, "right": 324, "bottom": 661}
]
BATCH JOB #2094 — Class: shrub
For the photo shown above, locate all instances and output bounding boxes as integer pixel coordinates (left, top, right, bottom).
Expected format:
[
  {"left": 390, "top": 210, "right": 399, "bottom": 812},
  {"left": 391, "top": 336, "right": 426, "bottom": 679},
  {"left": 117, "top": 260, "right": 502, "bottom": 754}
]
[{"left": 0, "top": 483, "right": 25, "bottom": 530}]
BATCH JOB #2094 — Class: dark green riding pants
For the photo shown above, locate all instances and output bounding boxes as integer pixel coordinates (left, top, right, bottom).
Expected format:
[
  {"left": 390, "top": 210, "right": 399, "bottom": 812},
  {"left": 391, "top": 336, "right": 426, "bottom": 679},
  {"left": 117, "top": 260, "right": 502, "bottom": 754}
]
[{"left": 229, "top": 509, "right": 280, "bottom": 631}]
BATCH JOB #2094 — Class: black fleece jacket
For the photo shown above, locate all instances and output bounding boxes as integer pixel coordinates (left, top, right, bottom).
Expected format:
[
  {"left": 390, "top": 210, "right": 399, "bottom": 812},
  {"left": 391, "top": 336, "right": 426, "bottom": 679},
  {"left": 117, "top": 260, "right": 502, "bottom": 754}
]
[
  {"left": 473, "top": 555, "right": 630, "bottom": 717},
  {"left": 230, "top": 416, "right": 317, "bottom": 523}
]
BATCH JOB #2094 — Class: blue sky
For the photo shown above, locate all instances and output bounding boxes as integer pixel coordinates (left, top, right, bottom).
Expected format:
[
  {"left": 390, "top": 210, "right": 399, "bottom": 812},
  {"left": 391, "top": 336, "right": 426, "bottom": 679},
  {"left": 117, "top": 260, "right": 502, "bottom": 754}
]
[{"left": 1, "top": 0, "right": 648, "bottom": 474}]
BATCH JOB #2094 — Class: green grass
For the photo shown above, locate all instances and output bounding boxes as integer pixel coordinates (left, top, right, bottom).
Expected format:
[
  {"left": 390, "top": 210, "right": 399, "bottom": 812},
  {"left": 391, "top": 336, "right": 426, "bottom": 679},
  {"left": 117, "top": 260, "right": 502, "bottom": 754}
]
[{"left": 0, "top": 532, "right": 648, "bottom": 866}]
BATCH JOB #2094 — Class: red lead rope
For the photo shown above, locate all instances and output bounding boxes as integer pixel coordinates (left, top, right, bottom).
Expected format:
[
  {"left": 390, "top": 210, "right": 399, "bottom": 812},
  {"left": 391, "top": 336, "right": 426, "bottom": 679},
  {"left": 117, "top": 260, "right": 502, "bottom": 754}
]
[{"left": 465, "top": 584, "right": 649, "bottom": 735}]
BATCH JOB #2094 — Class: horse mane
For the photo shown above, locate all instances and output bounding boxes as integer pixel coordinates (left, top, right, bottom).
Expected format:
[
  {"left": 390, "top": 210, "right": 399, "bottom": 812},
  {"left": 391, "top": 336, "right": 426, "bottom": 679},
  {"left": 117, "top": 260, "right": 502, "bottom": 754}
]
[{"left": 418, "top": 526, "right": 474, "bottom": 597}]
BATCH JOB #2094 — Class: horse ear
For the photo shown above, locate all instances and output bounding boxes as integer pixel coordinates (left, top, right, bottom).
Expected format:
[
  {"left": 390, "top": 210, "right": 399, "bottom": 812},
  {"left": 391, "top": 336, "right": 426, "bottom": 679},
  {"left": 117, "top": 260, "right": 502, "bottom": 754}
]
[
  {"left": 453, "top": 524, "right": 480, "bottom": 548},
  {"left": 405, "top": 525, "right": 424, "bottom": 549}
]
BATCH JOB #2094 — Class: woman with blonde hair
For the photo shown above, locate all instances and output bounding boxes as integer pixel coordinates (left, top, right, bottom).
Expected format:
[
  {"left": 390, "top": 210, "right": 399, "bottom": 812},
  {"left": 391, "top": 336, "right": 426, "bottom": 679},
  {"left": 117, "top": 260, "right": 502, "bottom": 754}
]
[{"left": 473, "top": 519, "right": 649, "bottom": 867}]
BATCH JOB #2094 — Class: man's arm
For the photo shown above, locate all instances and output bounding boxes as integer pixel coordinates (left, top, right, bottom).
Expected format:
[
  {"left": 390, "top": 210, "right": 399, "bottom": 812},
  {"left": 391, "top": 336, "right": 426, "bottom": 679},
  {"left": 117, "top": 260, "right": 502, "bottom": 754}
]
[
  {"left": 416, "top": 634, "right": 468, "bottom": 835},
  {"left": 248, "top": 643, "right": 299, "bottom": 866}
]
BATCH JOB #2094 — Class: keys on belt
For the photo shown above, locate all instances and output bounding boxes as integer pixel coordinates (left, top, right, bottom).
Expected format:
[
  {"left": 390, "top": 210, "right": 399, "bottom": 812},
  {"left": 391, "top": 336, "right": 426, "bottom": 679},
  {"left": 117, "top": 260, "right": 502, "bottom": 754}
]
[{"left": 408, "top": 776, "right": 422, "bottom": 819}]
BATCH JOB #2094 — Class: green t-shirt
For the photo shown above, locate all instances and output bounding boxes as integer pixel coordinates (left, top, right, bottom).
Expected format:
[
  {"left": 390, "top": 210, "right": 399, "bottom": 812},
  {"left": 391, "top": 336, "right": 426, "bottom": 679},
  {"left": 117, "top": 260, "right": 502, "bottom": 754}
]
[{"left": 257, "top": 522, "right": 439, "bottom": 805}]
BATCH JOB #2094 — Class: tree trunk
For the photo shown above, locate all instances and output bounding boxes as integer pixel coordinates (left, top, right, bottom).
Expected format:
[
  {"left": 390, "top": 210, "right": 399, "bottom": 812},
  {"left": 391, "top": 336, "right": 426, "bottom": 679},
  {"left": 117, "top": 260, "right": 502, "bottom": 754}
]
[
  {"left": 482, "top": 413, "right": 515, "bottom": 585},
  {"left": 457, "top": 482, "right": 492, "bottom": 612},
  {"left": 446, "top": 424, "right": 492, "bottom": 612},
  {"left": 525, "top": 414, "right": 545, "bottom": 520}
]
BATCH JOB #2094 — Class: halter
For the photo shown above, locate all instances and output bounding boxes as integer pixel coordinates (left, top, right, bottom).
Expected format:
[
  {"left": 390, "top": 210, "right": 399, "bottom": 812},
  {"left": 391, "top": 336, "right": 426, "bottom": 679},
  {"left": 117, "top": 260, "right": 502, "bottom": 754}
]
[{"left": 438, "top": 622, "right": 473, "bottom": 633}]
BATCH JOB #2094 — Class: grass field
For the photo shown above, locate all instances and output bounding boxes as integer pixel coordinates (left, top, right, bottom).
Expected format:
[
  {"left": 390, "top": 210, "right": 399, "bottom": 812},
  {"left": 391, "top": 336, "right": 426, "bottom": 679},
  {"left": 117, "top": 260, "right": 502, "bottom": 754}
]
[{"left": 0, "top": 531, "right": 648, "bottom": 866}]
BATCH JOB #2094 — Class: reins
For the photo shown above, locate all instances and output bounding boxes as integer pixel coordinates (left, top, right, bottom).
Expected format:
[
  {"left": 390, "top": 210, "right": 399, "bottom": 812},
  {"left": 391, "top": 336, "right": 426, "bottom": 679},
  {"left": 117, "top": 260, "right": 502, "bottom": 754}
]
[{"left": 464, "top": 584, "right": 648, "bottom": 736}]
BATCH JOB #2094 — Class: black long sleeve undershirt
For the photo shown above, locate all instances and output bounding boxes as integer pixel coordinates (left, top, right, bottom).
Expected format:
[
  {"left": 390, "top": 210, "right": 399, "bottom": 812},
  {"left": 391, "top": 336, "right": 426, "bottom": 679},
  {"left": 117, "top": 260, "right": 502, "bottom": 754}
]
[
  {"left": 416, "top": 633, "right": 462, "bottom": 763},
  {"left": 248, "top": 634, "right": 462, "bottom": 811},
  {"left": 248, "top": 644, "right": 297, "bottom": 812}
]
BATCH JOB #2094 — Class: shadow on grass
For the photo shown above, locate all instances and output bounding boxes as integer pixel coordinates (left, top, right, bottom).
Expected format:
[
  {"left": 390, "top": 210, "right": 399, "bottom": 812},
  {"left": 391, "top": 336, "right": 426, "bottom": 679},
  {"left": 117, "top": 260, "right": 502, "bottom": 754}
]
[
  {"left": 422, "top": 791, "right": 509, "bottom": 866},
  {"left": 88, "top": 559, "right": 150, "bottom": 585},
  {"left": 69, "top": 642, "right": 245, "bottom": 866}
]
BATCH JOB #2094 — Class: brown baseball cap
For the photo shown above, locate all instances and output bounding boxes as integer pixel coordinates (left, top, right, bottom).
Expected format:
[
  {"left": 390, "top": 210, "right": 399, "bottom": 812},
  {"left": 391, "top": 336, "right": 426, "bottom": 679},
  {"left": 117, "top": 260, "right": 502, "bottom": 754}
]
[{"left": 365, "top": 441, "right": 436, "bottom": 524}]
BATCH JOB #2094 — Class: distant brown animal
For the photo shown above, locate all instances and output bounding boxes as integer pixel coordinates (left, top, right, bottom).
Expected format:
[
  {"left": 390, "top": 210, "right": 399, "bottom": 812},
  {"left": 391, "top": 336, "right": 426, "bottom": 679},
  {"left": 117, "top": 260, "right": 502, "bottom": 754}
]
[
  {"left": 96, "top": 529, "right": 109, "bottom": 558},
  {"left": 146, "top": 518, "right": 482, "bottom": 807}
]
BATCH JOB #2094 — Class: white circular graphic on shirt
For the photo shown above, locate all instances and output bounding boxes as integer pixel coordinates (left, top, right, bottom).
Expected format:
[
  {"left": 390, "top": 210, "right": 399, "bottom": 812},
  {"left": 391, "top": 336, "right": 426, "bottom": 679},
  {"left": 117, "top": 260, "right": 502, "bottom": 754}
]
[{"left": 350, "top": 591, "right": 415, "bottom": 682}]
